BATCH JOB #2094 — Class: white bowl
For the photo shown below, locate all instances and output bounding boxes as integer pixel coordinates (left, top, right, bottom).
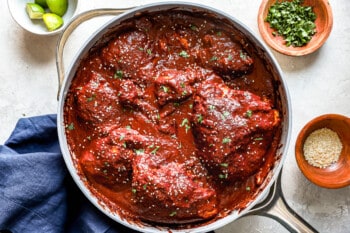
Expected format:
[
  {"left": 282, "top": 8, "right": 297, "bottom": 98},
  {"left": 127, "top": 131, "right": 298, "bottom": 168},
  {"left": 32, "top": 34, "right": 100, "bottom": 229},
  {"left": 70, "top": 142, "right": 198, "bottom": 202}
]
[{"left": 7, "top": 0, "right": 79, "bottom": 36}]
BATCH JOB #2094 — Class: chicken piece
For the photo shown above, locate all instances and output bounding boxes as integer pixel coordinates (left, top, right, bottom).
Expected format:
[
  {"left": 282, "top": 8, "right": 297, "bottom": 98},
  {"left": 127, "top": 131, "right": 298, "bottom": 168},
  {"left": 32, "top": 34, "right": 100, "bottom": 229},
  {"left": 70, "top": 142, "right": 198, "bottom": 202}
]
[
  {"left": 79, "top": 128, "right": 138, "bottom": 190},
  {"left": 132, "top": 150, "right": 218, "bottom": 223},
  {"left": 192, "top": 77, "right": 280, "bottom": 181},
  {"left": 100, "top": 30, "right": 154, "bottom": 80},
  {"left": 74, "top": 73, "right": 119, "bottom": 125},
  {"left": 154, "top": 69, "right": 196, "bottom": 105},
  {"left": 194, "top": 33, "right": 254, "bottom": 77},
  {"left": 118, "top": 79, "right": 159, "bottom": 123}
]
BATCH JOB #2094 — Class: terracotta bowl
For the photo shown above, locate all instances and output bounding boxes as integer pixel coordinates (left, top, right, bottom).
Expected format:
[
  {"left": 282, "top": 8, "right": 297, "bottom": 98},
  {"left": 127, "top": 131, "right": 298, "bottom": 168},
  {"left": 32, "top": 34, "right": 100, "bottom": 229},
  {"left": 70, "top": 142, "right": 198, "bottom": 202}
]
[
  {"left": 258, "top": 0, "right": 333, "bottom": 56},
  {"left": 295, "top": 114, "right": 350, "bottom": 189}
]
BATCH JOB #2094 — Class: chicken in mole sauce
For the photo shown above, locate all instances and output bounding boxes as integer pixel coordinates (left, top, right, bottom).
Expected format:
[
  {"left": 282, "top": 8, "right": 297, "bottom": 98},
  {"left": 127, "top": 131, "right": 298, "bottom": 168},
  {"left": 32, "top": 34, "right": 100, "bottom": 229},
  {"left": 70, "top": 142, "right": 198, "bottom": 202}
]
[{"left": 63, "top": 10, "right": 281, "bottom": 226}]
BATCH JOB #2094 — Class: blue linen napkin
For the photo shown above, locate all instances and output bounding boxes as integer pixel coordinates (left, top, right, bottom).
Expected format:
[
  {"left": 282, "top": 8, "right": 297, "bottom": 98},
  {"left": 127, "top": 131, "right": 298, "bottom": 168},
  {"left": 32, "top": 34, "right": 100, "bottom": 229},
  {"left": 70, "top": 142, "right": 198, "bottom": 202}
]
[{"left": 0, "top": 114, "right": 134, "bottom": 233}]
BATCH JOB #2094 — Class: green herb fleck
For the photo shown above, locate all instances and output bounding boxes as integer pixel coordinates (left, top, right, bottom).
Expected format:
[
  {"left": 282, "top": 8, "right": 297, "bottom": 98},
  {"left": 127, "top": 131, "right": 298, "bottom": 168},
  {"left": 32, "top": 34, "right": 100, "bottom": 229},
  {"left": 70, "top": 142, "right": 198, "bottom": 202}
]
[
  {"left": 240, "top": 51, "right": 247, "bottom": 60},
  {"left": 219, "top": 173, "right": 228, "bottom": 179},
  {"left": 161, "top": 85, "right": 169, "bottom": 93},
  {"left": 190, "top": 24, "right": 198, "bottom": 31},
  {"left": 146, "top": 49, "right": 152, "bottom": 55},
  {"left": 180, "top": 118, "right": 191, "bottom": 133},
  {"left": 179, "top": 50, "right": 190, "bottom": 58},
  {"left": 254, "top": 137, "right": 264, "bottom": 141},
  {"left": 114, "top": 70, "right": 123, "bottom": 79},
  {"left": 86, "top": 94, "right": 96, "bottom": 102},
  {"left": 67, "top": 123, "right": 74, "bottom": 131},
  {"left": 222, "top": 111, "right": 230, "bottom": 120},
  {"left": 150, "top": 146, "right": 160, "bottom": 155},
  {"left": 169, "top": 211, "right": 177, "bottom": 217},
  {"left": 197, "top": 114, "right": 203, "bottom": 124},
  {"left": 134, "top": 149, "right": 144, "bottom": 155},
  {"left": 131, "top": 188, "right": 137, "bottom": 194},
  {"left": 246, "top": 186, "right": 251, "bottom": 191},
  {"left": 185, "top": 124, "right": 191, "bottom": 134},
  {"left": 143, "top": 184, "right": 147, "bottom": 190},
  {"left": 210, "top": 56, "right": 218, "bottom": 61},
  {"left": 222, "top": 137, "right": 231, "bottom": 144},
  {"left": 220, "top": 163, "right": 229, "bottom": 167},
  {"left": 245, "top": 110, "right": 253, "bottom": 118},
  {"left": 180, "top": 118, "right": 189, "bottom": 127}
]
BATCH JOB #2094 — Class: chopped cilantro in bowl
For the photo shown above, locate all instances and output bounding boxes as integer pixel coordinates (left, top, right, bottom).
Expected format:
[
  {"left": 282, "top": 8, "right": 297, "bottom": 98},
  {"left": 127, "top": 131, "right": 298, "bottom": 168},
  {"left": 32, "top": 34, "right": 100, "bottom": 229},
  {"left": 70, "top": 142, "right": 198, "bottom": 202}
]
[{"left": 265, "top": 0, "right": 317, "bottom": 47}]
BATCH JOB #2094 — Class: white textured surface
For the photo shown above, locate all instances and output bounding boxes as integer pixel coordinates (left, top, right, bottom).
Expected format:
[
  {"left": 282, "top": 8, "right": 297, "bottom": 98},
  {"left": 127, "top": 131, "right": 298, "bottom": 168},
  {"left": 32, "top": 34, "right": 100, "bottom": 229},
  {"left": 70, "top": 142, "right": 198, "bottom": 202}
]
[{"left": 2, "top": 0, "right": 350, "bottom": 232}]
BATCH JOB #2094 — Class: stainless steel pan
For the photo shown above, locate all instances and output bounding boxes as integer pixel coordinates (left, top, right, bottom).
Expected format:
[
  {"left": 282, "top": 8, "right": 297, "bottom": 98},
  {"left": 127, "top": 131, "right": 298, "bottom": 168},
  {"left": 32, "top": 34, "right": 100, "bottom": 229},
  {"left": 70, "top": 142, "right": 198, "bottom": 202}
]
[{"left": 56, "top": 2, "right": 317, "bottom": 232}]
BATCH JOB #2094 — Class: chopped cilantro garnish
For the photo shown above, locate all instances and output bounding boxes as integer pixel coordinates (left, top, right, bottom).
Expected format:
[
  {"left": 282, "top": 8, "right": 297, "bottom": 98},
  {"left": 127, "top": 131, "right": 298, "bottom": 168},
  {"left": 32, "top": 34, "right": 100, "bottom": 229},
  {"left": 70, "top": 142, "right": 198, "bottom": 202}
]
[
  {"left": 134, "top": 149, "right": 144, "bottom": 155},
  {"left": 179, "top": 50, "right": 190, "bottom": 58},
  {"left": 210, "top": 56, "right": 218, "bottom": 61},
  {"left": 114, "top": 70, "right": 123, "bottom": 79},
  {"left": 161, "top": 85, "right": 169, "bottom": 93},
  {"left": 222, "top": 137, "right": 231, "bottom": 144},
  {"left": 67, "top": 123, "right": 74, "bottom": 130},
  {"left": 197, "top": 114, "right": 203, "bottom": 124},
  {"left": 265, "top": 0, "right": 317, "bottom": 47},
  {"left": 86, "top": 94, "right": 96, "bottom": 102},
  {"left": 180, "top": 118, "right": 189, "bottom": 127},
  {"left": 150, "top": 146, "right": 160, "bottom": 155},
  {"left": 246, "top": 110, "right": 253, "bottom": 118},
  {"left": 169, "top": 211, "right": 177, "bottom": 217}
]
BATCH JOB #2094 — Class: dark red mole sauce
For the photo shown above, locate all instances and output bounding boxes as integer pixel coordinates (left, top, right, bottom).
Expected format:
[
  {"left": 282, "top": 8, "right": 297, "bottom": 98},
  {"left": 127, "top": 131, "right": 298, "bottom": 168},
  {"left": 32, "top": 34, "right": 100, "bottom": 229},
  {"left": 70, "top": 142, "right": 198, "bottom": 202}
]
[{"left": 64, "top": 10, "right": 282, "bottom": 229}]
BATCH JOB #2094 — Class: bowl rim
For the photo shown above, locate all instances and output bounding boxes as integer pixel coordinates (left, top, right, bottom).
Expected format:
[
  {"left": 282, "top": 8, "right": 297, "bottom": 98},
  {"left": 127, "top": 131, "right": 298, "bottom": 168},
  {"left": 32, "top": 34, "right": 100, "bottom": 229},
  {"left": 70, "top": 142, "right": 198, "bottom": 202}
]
[
  {"left": 257, "top": 0, "right": 333, "bottom": 56},
  {"left": 295, "top": 114, "right": 350, "bottom": 189}
]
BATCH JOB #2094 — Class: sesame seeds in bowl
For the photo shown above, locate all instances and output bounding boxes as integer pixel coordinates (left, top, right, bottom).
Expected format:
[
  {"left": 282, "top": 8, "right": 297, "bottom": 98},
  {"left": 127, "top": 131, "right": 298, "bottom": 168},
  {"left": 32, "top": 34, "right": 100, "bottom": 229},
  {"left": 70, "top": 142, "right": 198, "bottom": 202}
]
[
  {"left": 303, "top": 128, "right": 342, "bottom": 169},
  {"left": 295, "top": 114, "right": 350, "bottom": 189}
]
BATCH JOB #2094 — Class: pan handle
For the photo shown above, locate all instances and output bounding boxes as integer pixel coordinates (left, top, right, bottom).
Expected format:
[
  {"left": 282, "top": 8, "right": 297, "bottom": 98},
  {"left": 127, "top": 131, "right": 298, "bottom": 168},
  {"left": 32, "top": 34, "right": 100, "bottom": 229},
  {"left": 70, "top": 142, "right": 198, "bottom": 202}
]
[
  {"left": 55, "top": 8, "right": 132, "bottom": 100},
  {"left": 246, "top": 171, "right": 319, "bottom": 233}
]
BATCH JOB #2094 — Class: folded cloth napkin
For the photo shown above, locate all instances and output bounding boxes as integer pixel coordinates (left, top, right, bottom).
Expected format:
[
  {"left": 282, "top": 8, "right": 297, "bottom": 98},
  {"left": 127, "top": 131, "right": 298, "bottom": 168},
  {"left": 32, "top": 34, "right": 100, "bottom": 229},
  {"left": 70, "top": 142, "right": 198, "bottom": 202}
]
[{"left": 0, "top": 114, "right": 134, "bottom": 233}]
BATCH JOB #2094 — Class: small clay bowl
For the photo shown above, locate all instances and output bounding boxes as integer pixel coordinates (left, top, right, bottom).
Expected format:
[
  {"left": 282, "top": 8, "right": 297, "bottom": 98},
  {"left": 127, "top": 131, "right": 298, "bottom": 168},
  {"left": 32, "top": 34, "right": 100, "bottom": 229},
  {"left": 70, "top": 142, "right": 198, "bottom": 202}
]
[
  {"left": 295, "top": 114, "right": 350, "bottom": 189},
  {"left": 258, "top": 0, "right": 333, "bottom": 56}
]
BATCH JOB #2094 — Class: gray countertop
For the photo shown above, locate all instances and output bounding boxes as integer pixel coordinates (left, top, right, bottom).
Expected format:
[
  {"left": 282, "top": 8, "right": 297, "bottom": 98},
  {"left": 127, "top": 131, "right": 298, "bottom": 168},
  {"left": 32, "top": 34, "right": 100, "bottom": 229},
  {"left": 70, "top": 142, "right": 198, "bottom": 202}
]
[{"left": 2, "top": 0, "right": 349, "bottom": 232}]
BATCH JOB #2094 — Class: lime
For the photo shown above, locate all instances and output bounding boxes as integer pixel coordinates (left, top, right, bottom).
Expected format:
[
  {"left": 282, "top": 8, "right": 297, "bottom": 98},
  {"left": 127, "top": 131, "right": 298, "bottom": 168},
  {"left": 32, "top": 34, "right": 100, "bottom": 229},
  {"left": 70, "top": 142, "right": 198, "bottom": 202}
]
[
  {"left": 46, "top": 0, "right": 68, "bottom": 17},
  {"left": 35, "top": 0, "right": 48, "bottom": 8},
  {"left": 26, "top": 3, "right": 45, "bottom": 19},
  {"left": 43, "top": 13, "right": 63, "bottom": 31}
]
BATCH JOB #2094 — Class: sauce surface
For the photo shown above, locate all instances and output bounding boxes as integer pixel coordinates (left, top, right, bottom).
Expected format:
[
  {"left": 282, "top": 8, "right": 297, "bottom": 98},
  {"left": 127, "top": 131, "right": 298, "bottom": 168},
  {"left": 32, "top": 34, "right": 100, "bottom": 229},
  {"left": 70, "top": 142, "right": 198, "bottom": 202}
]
[{"left": 64, "top": 10, "right": 282, "bottom": 228}]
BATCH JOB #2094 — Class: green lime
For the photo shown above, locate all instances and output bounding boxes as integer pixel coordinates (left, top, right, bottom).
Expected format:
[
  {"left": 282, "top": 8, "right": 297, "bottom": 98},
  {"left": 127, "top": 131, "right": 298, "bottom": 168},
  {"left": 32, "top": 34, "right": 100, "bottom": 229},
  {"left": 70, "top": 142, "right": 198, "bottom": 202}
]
[
  {"left": 43, "top": 13, "right": 63, "bottom": 31},
  {"left": 35, "top": 0, "right": 48, "bottom": 8},
  {"left": 46, "top": 0, "right": 68, "bottom": 17},
  {"left": 26, "top": 3, "right": 45, "bottom": 19}
]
